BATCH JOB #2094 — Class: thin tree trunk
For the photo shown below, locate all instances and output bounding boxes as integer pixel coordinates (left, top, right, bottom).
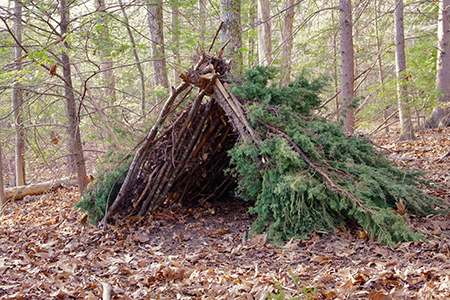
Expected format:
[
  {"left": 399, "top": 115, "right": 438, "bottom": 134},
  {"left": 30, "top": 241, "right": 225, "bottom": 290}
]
[
  {"left": 0, "top": 145, "right": 5, "bottom": 207},
  {"left": 428, "top": 0, "right": 450, "bottom": 128},
  {"left": 258, "top": 0, "right": 272, "bottom": 66},
  {"left": 147, "top": 0, "right": 169, "bottom": 91},
  {"left": 249, "top": 0, "right": 257, "bottom": 66},
  {"left": 374, "top": 0, "right": 389, "bottom": 133},
  {"left": 281, "top": 0, "right": 295, "bottom": 86},
  {"left": 118, "top": 0, "right": 146, "bottom": 116},
  {"left": 72, "top": 63, "right": 124, "bottom": 152},
  {"left": 198, "top": 0, "right": 206, "bottom": 44},
  {"left": 339, "top": 0, "right": 355, "bottom": 135},
  {"left": 172, "top": 2, "right": 181, "bottom": 83},
  {"left": 60, "top": 0, "right": 88, "bottom": 196},
  {"left": 394, "top": 0, "right": 414, "bottom": 140},
  {"left": 332, "top": 9, "right": 339, "bottom": 121},
  {"left": 95, "top": 0, "right": 117, "bottom": 110},
  {"left": 13, "top": 0, "right": 25, "bottom": 187},
  {"left": 220, "top": 0, "right": 242, "bottom": 72}
]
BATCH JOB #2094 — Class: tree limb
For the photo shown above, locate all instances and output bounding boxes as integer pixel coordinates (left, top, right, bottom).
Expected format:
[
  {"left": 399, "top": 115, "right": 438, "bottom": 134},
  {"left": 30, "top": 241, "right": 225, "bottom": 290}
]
[{"left": 266, "top": 124, "right": 374, "bottom": 215}]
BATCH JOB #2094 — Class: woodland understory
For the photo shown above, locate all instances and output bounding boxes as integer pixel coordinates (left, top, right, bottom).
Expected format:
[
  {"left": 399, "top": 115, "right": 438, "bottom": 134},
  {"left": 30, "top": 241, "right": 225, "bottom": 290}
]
[
  {"left": 0, "top": 127, "right": 449, "bottom": 300},
  {"left": 1, "top": 0, "right": 450, "bottom": 299}
]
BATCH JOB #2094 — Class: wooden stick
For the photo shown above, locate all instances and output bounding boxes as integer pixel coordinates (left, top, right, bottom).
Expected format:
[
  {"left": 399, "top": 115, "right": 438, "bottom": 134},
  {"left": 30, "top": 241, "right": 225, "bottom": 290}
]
[
  {"left": 369, "top": 110, "right": 398, "bottom": 136},
  {"left": 208, "top": 21, "right": 223, "bottom": 52},
  {"left": 102, "top": 282, "right": 112, "bottom": 300},
  {"left": 133, "top": 167, "right": 158, "bottom": 209},
  {"left": 147, "top": 98, "right": 215, "bottom": 213},
  {"left": 105, "top": 81, "right": 190, "bottom": 221},
  {"left": 0, "top": 145, "right": 4, "bottom": 208}
]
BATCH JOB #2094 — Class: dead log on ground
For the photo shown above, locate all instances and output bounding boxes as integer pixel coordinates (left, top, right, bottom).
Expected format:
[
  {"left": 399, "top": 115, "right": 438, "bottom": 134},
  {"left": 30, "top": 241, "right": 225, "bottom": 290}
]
[{"left": 4, "top": 176, "right": 78, "bottom": 201}]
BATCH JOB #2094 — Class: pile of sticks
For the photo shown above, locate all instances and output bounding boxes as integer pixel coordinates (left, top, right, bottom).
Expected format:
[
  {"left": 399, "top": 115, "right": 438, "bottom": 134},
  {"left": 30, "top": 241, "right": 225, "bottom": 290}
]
[{"left": 105, "top": 50, "right": 257, "bottom": 221}]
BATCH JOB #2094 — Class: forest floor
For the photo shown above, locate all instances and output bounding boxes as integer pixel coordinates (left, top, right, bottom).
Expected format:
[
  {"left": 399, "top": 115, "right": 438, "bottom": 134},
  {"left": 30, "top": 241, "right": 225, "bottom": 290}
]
[{"left": 1, "top": 127, "right": 450, "bottom": 299}]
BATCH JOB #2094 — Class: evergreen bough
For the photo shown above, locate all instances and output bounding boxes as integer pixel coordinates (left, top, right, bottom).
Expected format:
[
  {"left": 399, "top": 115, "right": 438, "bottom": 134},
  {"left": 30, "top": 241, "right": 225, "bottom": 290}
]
[
  {"left": 75, "top": 152, "right": 131, "bottom": 224},
  {"left": 229, "top": 66, "right": 447, "bottom": 245}
]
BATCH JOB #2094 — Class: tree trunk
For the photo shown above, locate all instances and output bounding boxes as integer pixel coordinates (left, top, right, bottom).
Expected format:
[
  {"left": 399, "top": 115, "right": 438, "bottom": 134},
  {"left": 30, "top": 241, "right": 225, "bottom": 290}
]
[
  {"left": 258, "top": 0, "right": 272, "bottom": 66},
  {"left": 332, "top": 9, "right": 339, "bottom": 121},
  {"left": 281, "top": 0, "right": 295, "bottom": 86},
  {"left": 374, "top": 0, "right": 389, "bottom": 133},
  {"left": 95, "top": 0, "right": 117, "bottom": 110},
  {"left": 428, "top": 0, "right": 450, "bottom": 128},
  {"left": 72, "top": 63, "right": 124, "bottom": 152},
  {"left": 394, "top": 0, "right": 414, "bottom": 140},
  {"left": 339, "top": 0, "right": 355, "bottom": 135},
  {"left": 220, "top": 0, "right": 242, "bottom": 72},
  {"left": 118, "top": 0, "right": 147, "bottom": 116},
  {"left": 0, "top": 145, "right": 5, "bottom": 207},
  {"left": 12, "top": 0, "right": 25, "bottom": 187},
  {"left": 147, "top": 0, "right": 169, "bottom": 90},
  {"left": 198, "top": 0, "right": 206, "bottom": 44},
  {"left": 248, "top": 0, "right": 257, "bottom": 66},
  {"left": 60, "top": 0, "right": 88, "bottom": 196},
  {"left": 172, "top": 1, "right": 181, "bottom": 83}
]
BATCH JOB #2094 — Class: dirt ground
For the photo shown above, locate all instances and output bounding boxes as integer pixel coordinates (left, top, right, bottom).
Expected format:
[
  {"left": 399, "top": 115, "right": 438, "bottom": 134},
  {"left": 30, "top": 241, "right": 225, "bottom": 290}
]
[{"left": 0, "top": 128, "right": 449, "bottom": 299}]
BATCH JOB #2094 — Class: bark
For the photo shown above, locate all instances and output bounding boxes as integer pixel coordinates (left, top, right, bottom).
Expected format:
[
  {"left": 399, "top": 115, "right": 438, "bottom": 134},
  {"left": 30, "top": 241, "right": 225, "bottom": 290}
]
[
  {"left": 333, "top": 9, "right": 339, "bottom": 120},
  {"left": 171, "top": 2, "right": 181, "bottom": 83},
  {"left": 4, "top": 176, "right": 78, "bottom": 201},
  {"left": 0, "top": 146, "right": 5, "bottom": 207},
  {"left": 257, "top": 0, "right": 272, "bottom": 66},
  {"left": 374, "top": 0, "right": 389, "bottom": 133},
  {"left": 13, "top": 0, "right": 25, "bottom": 186},
  {"left": 249, "top": 0, "right": 257, "bottom": 66},
  {"left": 394, "top": 0, "right": 414, "bottom": 140},
  {"left": 95, "top": 0, "right": 117, "bottom": 110},
  {"left": 118, "top": 0, "right": 146, "bottom": 116},
  {"left": 339, "top": 0, "right": 355, "bottom": 135},
  {"left": 281, "top": 0, "right": 295, "bottom": 86},
  {"left": 147, "top": 0, "right": 169, "bottom": 90},
  {"left": 220, "top": 0, "right": 242, "bottom": 71},
  {"left": 60, "top": 0, "right": 88, "bottom": 196},
  {"left": 428, "top": 0, "right": 450, "bottom": 128}
]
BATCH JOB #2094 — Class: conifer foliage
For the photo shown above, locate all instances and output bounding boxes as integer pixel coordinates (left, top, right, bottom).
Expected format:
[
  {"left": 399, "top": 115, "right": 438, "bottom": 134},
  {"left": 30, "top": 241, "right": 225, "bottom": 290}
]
[{"left": 229, "top": 67, "right": 447, "bottom": 245}]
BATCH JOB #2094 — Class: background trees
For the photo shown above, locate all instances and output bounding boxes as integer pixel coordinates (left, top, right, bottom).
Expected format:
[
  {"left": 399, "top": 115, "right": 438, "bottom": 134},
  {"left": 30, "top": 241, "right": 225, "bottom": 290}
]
[
  {"left": 339, "top": 0, "right": 355, "bottom": 135},
  {"left": 395, "top": 0, "right": 414, "bottom": 141},
  {"left": 429, "top": 0, "right": 450, "bottom": 128},
  {"left": 0, "top": 0, "right": 445, "bottom": 195}
]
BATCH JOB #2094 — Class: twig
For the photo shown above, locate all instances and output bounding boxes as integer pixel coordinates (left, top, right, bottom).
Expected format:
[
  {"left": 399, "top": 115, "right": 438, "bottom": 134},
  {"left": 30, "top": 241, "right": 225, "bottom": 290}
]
[
  {"left": 208, "top": 21, "right": 223, "bottom": 52},
  {"left": 439, "top": 151, "right": 450, "bottom": 160},
  {"left": 369, "top": 110, "right": 398, "bottom": 136}
]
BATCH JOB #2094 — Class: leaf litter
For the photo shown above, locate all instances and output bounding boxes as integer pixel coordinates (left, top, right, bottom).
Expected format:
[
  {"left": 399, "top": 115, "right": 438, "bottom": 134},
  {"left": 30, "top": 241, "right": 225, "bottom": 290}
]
[{"left": 0, "top": 128, "right": 449, "bottom": 299}]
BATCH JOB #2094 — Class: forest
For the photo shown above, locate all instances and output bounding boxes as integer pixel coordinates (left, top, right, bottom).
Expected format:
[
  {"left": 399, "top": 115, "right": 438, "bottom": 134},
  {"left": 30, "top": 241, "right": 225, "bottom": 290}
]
[{"left": 0, "top": 0, "right": 450, "bottom": 299}]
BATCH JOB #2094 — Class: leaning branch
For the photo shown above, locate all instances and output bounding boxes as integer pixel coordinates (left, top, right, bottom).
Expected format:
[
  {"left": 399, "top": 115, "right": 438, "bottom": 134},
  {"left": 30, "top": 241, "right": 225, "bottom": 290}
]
[{"left": 267, "top": 125, "right": 374, "bottom": 215}]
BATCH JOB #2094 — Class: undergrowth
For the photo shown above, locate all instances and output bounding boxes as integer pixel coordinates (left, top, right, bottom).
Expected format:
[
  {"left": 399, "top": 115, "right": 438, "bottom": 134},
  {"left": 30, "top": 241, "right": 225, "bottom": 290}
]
[
  {"left": 269, "top": 273, "right": 318, "bottom": 300},
  {"left": 74, "top": 151, "right": 131, "bottom": 223},
  {"left": 229, "top": 66, "right": 448, "bottom": 245}
]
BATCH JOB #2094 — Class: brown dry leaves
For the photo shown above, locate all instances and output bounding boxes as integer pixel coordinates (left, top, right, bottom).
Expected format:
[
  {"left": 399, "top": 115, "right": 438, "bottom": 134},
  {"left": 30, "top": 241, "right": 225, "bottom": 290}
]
[
  {"left": 0, "top": 128, "right": 449, "bottom": 299},
  {"left": 1, "top": 187, "right": 450, "bottom": 299},
  {"left": 375, "top": 127, "right": 450, "bottom": 202}
]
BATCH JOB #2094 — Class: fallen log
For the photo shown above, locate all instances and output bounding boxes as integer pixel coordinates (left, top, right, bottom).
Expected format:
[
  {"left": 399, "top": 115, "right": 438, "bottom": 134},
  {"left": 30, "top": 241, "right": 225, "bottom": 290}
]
[{"left": 4, "top": 176, "right": 78, "bottom": 201}]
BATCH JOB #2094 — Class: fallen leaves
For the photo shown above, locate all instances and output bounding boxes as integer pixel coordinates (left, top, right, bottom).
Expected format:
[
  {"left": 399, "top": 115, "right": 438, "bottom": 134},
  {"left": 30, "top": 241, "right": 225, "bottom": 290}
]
[{"left": 0, "top": 126, "right": 450, "bottom": 299}]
